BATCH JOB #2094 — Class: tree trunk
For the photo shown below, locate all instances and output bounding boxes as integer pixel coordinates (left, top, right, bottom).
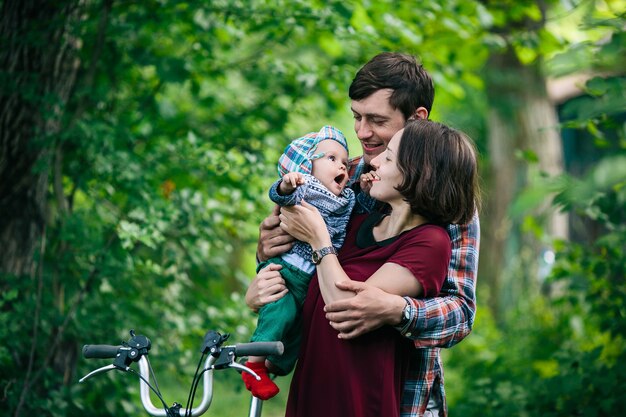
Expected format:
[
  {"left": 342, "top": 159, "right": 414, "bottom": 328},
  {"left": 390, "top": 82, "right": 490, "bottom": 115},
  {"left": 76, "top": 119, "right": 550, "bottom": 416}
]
[
  {"left": 480, "top": 48, "right": 567, "bottom": 320},
  {"left": 0, "top": 2, "right": 82, "bottom": 416},
  {"left": 0, "top": 0, "right": 80, "bottom": 276},
  {"left": 520, "top": 82, "right": 568, "bottom": 240}
]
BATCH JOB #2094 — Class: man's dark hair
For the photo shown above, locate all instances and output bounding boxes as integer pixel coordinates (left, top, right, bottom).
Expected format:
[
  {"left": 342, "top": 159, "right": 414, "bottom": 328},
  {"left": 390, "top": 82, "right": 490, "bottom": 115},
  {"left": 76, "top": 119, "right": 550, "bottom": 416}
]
[
  {"left": 349, "top": 52, "right": 435, "bottom": 119},
  {"left": 396, "top": 120, "right": 480, "bottom": 225}
]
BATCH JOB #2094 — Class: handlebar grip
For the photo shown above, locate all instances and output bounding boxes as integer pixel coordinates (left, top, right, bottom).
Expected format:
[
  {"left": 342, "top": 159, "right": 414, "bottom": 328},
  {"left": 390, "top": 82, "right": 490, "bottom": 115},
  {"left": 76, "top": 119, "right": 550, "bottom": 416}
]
[
  {"left": 82, "top": 344, "right": 122, "bottom": 359},
  {"left": 234, "top": 342, "right": 284, "bottom": 357}
]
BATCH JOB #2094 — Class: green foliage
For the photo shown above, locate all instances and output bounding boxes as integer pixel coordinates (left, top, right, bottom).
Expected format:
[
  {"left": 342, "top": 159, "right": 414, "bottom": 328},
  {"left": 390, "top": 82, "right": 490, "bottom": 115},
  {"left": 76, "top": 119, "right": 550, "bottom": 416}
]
[
  {"left": 2, "top": 0, "right": 625, "bottom": 416},
  {"left": 447, "top": 152, "right": 626, "bottom": 414}
]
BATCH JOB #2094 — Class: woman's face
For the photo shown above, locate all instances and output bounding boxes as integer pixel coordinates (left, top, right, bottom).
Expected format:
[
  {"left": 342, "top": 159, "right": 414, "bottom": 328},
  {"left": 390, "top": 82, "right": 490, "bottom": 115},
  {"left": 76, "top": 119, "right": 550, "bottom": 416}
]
[{"left": 368, "top": 129, "right": 404, "bottom": 203}]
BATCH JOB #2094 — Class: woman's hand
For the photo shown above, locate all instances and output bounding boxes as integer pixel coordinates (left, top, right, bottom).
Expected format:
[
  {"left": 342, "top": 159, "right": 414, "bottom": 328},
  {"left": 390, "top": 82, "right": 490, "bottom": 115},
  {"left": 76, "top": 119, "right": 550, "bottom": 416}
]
[
  {"left": 245, "top": 263, "right": 288, "bottom": 312},
  {"left": 280, "top": 200, "right": 331, "bottom": 249}
]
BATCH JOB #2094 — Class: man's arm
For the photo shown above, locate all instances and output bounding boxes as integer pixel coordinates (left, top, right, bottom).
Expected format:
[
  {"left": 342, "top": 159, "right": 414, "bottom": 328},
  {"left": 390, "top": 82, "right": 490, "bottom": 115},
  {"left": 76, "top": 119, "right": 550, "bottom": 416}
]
[
  {"left": 400, "top": 214, "right": 479, "bottom": 347},
  {"left": 245, "top": 263, "right": 288, "bottom": 312},
  {"left": 325, "top": 213, "right": 480, "bottom": 348},
  {"left": 246, "top": 204, "right": 295, "bottom": 312},
  {"left": 323, "top": 281, "right": 406, "bottom": 339}
]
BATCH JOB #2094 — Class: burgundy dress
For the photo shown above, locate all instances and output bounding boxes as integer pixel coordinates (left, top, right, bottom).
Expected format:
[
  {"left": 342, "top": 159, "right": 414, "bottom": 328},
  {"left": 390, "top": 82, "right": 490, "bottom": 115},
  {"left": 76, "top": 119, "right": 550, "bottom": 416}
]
[{"left": 285, "top": 213, "right": 451, "bottom": 417}]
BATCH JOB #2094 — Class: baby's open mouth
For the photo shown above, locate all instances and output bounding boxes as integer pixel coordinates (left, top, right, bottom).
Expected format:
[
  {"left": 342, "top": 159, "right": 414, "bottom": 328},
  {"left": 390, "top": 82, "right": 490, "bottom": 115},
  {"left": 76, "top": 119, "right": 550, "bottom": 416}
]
[{"left": 334, "top": 173, "right": 347, "bottom": 185}]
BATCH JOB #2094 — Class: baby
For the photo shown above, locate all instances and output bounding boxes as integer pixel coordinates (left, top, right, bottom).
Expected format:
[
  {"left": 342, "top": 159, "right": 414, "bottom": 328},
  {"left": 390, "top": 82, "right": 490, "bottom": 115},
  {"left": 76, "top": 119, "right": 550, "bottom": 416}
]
[{"left": 242, "top": 126, "right": 355, "bottom": 399}]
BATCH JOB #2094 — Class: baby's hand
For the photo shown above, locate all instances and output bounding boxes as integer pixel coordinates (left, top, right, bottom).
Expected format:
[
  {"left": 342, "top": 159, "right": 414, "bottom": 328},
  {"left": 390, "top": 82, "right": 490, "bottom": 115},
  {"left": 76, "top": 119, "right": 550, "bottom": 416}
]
[
  {"left": 279, "top": 172, "right": 305, "bottom": 194},
  {"left": 359, "top": 171, "right": 379, "bottom": 194}
]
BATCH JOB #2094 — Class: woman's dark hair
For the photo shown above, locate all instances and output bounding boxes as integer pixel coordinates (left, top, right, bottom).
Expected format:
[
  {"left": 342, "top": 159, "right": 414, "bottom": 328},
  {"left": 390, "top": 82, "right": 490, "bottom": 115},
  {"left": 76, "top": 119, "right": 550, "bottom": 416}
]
[
  {"left": 396, "top": 120, "right": 480, "bottom": 225},
  {"left": 349, "top": 52, "right": 434, "bottom": 119}
]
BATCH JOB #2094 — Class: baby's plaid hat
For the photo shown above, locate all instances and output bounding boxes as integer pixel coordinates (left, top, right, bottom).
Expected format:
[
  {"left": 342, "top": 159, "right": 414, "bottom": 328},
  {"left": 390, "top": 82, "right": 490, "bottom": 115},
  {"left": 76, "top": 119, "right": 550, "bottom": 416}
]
[{"left": 277, "top": 125, "right": 349, "bottom": 177}]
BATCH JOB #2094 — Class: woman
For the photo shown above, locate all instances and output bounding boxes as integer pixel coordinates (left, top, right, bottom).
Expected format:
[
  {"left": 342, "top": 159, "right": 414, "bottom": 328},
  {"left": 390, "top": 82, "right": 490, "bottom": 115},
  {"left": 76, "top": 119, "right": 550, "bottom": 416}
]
[{"left": 278, "top": 120, "right": 479, "bottom": 417}]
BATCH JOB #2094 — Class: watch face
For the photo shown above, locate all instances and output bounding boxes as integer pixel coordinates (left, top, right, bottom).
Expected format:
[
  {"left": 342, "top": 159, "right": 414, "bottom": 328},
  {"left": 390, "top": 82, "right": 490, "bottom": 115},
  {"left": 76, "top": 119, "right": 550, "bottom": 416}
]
[
  {"left": 312, "top": 252, "right": 320, "bottom": 264},
  {"left": 312, "top": 246, "right": 336, "bottom": 265},
  {"left": 402, "top": 301, "right": 411, "bottom": 321}
]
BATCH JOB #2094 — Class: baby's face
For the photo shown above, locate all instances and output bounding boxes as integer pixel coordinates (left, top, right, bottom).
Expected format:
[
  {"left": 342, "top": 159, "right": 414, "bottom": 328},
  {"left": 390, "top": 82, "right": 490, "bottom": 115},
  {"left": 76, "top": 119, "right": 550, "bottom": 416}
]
[{"left": 311, "top": 140, "right": 349, "bottom": 196}]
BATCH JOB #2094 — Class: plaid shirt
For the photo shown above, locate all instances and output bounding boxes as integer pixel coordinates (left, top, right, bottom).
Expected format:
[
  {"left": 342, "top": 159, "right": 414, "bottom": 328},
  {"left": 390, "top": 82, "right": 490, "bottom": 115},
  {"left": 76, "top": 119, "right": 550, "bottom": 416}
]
[{"left": 348, "top": 156, "right": 480, "bottom": 417}]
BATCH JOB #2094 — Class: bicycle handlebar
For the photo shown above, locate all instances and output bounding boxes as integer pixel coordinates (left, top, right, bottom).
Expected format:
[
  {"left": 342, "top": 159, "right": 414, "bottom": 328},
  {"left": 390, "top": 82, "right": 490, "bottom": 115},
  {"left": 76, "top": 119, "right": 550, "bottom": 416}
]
[
  {"left": 80, "top": 330, "right": 281, "bottom": 417},
  {"left": 234, "top": 342, "right": 283, "bottom": 357},
  {"left": 82, "top": 342, "right": 283, "bottom": 361},
  {"left": 83, "top": 344, "right": 123, "bottom": 359}
]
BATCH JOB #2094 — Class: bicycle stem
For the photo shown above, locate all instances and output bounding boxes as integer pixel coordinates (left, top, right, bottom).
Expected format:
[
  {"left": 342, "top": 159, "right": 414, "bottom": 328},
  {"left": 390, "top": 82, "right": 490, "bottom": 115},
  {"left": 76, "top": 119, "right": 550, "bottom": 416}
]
[{"left": 138, "top": 355, "right": 215, "bottom": 417}]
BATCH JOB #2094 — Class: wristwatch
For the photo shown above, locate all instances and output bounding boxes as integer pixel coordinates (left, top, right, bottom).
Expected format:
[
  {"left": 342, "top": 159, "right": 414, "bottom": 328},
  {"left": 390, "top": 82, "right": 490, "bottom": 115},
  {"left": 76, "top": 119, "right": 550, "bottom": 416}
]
[
  {"left": 311, "top": 246, "right": 337, "bottom": 265},
  {"left": 398, "top": 296, "right": 412, "bottom": 329}
]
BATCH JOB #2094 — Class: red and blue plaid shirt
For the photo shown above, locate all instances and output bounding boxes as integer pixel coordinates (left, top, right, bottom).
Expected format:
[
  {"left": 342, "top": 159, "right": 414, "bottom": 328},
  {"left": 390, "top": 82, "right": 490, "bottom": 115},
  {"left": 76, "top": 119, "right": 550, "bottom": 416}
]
[{"left": 348, "top": 156, "right": 480, "bottom": 417}]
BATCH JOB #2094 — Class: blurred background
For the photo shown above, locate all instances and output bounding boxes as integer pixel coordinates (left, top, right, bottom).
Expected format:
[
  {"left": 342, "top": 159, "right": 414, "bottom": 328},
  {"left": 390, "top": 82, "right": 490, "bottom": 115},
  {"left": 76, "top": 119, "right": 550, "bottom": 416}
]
[{"left": 1, "top": 0, "right": 624, "bottom": 416}]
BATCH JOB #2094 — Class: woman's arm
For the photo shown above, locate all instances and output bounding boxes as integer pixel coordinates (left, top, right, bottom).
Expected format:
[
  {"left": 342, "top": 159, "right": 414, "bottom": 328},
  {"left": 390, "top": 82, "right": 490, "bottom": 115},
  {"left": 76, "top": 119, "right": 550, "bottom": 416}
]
[
  {"left": 279, "top": 202, "right": 352, "bottom": 303},
  {"left": 316, "top": 256, "right": 423, "bottom": 304},
  {"left": 324, "top": 214, "right": 479, "bottom": 343},
  {"left": 280, "top": 201, "right": 424, "bottom": 305}
]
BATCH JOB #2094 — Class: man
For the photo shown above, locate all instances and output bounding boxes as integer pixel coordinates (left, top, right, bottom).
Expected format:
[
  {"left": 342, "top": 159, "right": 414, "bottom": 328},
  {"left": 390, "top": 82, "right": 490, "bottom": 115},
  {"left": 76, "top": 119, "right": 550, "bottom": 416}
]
[{"left": 246, "top": 52, "right": 480, "bottom": 417}]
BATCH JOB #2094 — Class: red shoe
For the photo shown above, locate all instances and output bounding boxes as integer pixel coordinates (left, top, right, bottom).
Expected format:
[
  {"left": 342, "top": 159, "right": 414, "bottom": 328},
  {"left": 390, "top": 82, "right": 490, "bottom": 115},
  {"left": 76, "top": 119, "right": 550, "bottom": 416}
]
[{"left": 241, "top": 361, "right": 280, "bottom": 400}]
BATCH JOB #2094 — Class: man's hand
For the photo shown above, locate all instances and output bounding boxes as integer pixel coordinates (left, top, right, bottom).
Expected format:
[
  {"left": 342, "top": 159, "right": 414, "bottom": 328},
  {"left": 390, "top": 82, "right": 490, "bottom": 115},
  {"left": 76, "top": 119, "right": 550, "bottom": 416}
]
[
  {"left": 257, "top": 205, "right": 295, "bottom": 262},
  {"left": 245, "top": 263, "right": 288, "bottom": 312},
  {"left": 323, "top": 280, "right": 406, "bottom": 339}
]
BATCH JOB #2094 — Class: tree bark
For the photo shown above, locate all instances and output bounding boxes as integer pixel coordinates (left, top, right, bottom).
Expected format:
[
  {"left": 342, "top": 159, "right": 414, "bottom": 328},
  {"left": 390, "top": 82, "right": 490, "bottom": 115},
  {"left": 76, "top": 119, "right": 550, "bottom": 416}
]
[
  {"left": 0, "top": 0, "right": 81, "bottom": 277},
  {"left": 0, "top": 2, "right": 83, "bottom": 416}
]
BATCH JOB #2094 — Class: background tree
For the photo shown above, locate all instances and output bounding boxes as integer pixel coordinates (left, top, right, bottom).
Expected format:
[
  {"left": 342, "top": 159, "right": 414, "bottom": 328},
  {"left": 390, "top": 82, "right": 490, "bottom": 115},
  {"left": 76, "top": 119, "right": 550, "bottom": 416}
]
[
  {"left": 444, "top": 1, "right": 626, "bottom": 415},
  {"left": 479, "top": 0, "right": 569, "bottom": 319},
  {"left": 0, "top": 0, "right": 82, "bottom": 275},
  {"left": 1, "top": 2, "right": 84, "bottom": 414}
]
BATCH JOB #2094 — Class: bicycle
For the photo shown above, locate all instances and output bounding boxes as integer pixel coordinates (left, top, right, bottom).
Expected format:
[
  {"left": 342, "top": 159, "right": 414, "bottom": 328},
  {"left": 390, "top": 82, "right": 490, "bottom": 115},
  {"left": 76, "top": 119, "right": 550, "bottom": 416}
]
[{"left": 80, "top": 329, "right": 284, "bottom": 417}]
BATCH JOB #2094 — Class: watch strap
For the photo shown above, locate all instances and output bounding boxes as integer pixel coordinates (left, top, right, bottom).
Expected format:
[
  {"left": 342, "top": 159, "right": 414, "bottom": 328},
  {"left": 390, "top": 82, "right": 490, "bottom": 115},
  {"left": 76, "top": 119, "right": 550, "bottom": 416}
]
[{"left": 311, "top": 246, "right": 337, "bottom": 265}]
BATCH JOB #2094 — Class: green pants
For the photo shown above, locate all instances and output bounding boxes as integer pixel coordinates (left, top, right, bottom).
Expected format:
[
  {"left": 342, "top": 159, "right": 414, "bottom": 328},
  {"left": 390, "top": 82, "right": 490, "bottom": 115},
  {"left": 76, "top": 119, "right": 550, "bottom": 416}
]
[{"left": 252, "top": 258, "right": 311, "bottom": 375}]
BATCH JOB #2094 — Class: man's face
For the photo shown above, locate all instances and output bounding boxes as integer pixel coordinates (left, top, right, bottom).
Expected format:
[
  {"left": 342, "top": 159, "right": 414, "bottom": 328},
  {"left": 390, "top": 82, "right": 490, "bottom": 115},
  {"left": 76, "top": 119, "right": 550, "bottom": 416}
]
[{"left": 351, "top": 89, "right": 407, "bottom": 165}]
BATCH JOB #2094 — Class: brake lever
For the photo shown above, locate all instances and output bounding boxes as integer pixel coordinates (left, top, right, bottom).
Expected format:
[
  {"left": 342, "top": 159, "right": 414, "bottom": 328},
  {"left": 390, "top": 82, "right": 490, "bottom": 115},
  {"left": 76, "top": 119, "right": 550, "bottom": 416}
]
[
  {"left": 79, "top": 364, "right": 121, "bottom": 383},
  {"left": 227, "top": 361, "right": 261, "bottom": 381},
  {"left": 206, "top": 347, "right": 261, "bottom": 381}
]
